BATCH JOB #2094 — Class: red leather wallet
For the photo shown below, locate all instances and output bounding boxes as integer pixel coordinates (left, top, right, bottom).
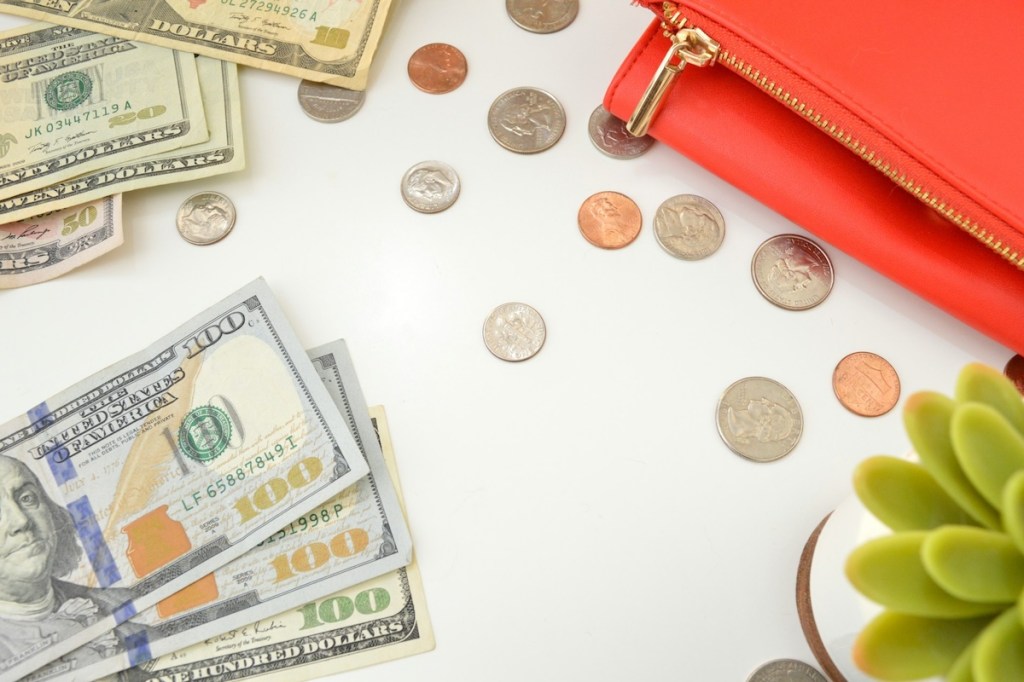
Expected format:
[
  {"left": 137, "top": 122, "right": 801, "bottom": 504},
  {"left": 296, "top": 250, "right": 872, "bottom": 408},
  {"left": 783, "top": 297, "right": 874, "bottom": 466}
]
[{"left": 604, "top": 1, "right": 1024, "bottom": 354}]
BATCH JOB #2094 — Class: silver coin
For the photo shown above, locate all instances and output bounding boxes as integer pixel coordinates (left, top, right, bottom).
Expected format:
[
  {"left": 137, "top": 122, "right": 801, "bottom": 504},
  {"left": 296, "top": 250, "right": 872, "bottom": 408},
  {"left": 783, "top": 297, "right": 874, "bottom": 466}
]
[
  {"left": 751, "top": 234, "right": 834, "bottom": 310},
  {"left": 654, "top": 194, "right": 726, "bottom": 260},
  {"left": 506, "top": 0, "right": 578, "bottom": 33},
  {"left": 588, "top": 105, "right": 655, "bottom": 159},
  {"left": 297, "top": 80, "right": 365, "bottom": 123},
  {"left": 176, "top": 191, "right": 236, "bottom": 246},
  {"left": 716, "top": 377, "right": 803, "bottom": 462},
  {"left": 747, "top": 659, "right": 828, "bottom": 682},
  {"left": 487, "top": 87, "right": 566, "bottom": 154},
  {"left": 401, "top": 161, "right": 460, "bottom": 213},
  {"left": 483, "top": 302, "right": 546, "bottom": 362}
]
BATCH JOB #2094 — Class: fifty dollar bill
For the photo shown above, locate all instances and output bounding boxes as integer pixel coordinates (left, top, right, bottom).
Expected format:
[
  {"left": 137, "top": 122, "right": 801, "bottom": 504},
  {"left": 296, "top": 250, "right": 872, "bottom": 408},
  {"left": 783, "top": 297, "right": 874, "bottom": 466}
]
[
  {"left": 34, "top": 340, "right": 415, "bottom": 681},
  {"left": 0, "top": 193, "right": 121, "bottom": 288},
  {"left": 123, "top": 404, "right": 434, "bottom": 682},
  {"left": 0, "top": 278, "right": 369, "bottom": 681},
  {"left": 0, "top": 54, "right": 244, "bottom": 225},
  {"left": 0, "top": 23, "right": 208, "bottom": 203},
  {"left": 0, "top": 1, "right": 394, "bottom": 89}
]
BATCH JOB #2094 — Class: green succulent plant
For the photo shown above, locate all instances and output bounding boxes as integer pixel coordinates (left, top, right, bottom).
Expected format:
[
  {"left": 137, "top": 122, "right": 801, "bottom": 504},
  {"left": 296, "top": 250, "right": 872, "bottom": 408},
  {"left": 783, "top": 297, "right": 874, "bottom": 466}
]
[{"left": 846, "top": 363, "right": 1024, "bottom": 681}]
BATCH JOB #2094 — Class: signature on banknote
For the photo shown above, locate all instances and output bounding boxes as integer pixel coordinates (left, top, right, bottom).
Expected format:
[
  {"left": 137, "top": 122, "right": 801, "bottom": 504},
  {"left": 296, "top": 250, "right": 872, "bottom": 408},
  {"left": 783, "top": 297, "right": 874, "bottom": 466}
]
[{"left": 227, "top": 13, "right": 288, "bottom": 36}]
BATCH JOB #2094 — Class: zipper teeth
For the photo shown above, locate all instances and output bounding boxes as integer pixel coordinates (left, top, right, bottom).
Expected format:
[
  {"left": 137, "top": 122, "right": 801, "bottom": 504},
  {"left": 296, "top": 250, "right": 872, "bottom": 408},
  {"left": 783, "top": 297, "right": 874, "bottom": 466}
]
[{"left": 656, "top": 4, "right": 1024, "bottom": 269}]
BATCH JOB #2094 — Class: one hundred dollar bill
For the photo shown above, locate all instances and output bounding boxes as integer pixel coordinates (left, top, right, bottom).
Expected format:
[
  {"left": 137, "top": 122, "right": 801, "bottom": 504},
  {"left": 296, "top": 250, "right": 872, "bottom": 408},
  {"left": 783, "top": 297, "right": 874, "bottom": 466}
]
[
  {"left": 31, "top": 340, "right": 414, "bottom": 682},
  {"left": 121, "top": 405, "right": 434, "bottom": 682},
  {"left": 0, "top": 1, "right": 395, "bottom": 89},
  {"left": 0, "top": 55, "right": 244, "bottom": 225},
  {"left": 0, "top": 23, "right": 209, "bottom": 202},
  {"left": 0, "top": 279, "right": 369, "bottom": 681},
  {"left": 0, "top": 193, "right": 120, "bottom": 288}
]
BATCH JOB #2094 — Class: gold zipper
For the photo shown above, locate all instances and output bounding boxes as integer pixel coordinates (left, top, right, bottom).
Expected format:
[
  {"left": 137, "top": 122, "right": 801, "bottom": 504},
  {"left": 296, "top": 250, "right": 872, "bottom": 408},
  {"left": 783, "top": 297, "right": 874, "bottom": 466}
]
[{"left": 627, "top": 3, "right": 1024, "bottom": 268}]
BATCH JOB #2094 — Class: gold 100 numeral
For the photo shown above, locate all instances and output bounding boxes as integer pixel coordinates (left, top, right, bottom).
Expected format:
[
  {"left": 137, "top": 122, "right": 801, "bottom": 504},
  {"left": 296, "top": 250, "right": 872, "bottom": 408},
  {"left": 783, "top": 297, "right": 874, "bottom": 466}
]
[
  {"left": 234, "top": 456, "right": 323, "bottom": 523},
  {"left": 270, "top": 526, "right": 370, "bottom": 583}
]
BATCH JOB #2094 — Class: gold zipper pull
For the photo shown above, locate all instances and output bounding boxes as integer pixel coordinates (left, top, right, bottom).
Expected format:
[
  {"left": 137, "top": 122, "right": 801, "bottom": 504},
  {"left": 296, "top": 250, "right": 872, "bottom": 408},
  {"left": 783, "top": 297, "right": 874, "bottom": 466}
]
[{"left": 626, "top": 26, "right": 719, "bottom": 137}]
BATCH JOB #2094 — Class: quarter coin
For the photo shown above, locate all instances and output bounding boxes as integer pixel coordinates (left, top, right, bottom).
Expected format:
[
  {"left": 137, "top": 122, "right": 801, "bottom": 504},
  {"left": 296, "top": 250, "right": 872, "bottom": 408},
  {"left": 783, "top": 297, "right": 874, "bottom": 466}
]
[
  {"left": 176, "top": 191, "right": 236, "bottom": 246},
  {"left": 654, "top": 194, "right": 725, "bottom": 260},
  {"left": 587, "top": 105, "right": 654, "bottom": 159},
  {"left": 483, "top": 302, "right": 546, "bottom": 362},
  {"left": 577, "top": 191, "right": 642, "bottom": 249},
  {"left": 506, "top": 0, "right": 578, "bottom": 33},
  {"left": 407, "top": 43, "right": 467, "bottom": 94},
  {"left": 297, "top": 80, "right": 365, "bottom": 123},
  {"left": 746, "top": 658, "right": 828, "bottom": 681},
  {"left": 716, "top": 377, "right": 803, "bottom": 462},
  {"left": 832, "top": 351, "right": 901, "bottom": 417},
  {"left": 1004, "top": 354, "right": 1024, "bottom": 395},
  {"left": 751, "top": 234, "right": 834, "bottom": 310},
  {"left": 401, "top": 161, "right": 460, "bottom": 214},
  {"left": 487, "top": 87, "right": 566, "bottom": 154}
]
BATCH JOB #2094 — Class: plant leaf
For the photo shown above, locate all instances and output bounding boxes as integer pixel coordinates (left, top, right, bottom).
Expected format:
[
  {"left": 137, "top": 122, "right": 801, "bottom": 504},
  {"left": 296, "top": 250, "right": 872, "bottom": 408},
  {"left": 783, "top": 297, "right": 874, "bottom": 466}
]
[
  {"left": 1001, "top": 469, "right": 1024, "bottom": 555},
  {"left": 921, "top": 526, "right": 1024, "bottom": 603},
  {"left": 971, "top": 607, "right": 1024, "bottom": 682},
  {"left": 947, "top": 636, "right": 978, "bottom": 682},
  {"left": 904, "top": 392, "right": 999, "bottom": 529},
  {"left": 952, "top": 403, "right": 1024, "bottom": 510},
  {"left": 853, "top": 611, "right": 991, "bottom": 681},
  {"left": 854, "top": 455, "right": 976, "bottom": 531},
  {"left": 846, "top": 533, "right": 1004, "bottom": 618},
  {"left": 955, "top": 363, "right": 1024, "bottom": 436}
]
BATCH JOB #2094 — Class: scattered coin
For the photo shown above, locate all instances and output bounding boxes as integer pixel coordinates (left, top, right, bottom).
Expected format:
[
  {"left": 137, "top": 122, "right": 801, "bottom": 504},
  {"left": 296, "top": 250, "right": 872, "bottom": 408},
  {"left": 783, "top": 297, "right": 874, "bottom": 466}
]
[
  {"left": 746, "top": 658, "right": 828, "bottom": 682},
  {"left": 654, "top": 194, "right": 725, "bottom": 260},
  {"left": 506, "top": 0, "right": 579, "bottom": 33},
  {"left": 297, "top": 80, "right": 365, "bottom": 123},
  {"left": 407, "top": 43, "right": 468, "bottom": 94},
  {"left": 587, "top": 105, "right": 655, "bottom": 159},
  {"left": 577, "top": 191, "right": 642, "bottom": 249},
  {"left": 833, "top": 351, "right": 901, "bottom": 417},
  {"left": 176, "top": 191, "right": 236, "bottom": 246},
  {"left": 751, "top": 234, "right": 834, "bottom": 310},
  {"left": 1005, "top": 354, "right": 1024, "bottom": 395},
  {"left": 401, "top": 161, "right": 461, "bottom": 214},
  {"left": 487, "top": 87, "right": 566, "bottom": 154},
  {"left": 483, "top": 302, "right": 546, "bottom": 362},
  {"left": 716, "top": 377, "right": 803, "bottom": 462}
]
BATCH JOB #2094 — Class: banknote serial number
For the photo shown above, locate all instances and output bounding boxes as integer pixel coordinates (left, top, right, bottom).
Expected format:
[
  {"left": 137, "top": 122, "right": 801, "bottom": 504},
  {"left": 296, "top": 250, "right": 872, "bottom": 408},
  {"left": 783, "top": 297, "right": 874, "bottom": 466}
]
[
  {"left": 180, "top": 435, "right": 298, "bottom": 511},
  {"left": 221, "top": 1, "right": 320, "bottom": 21},
  {"left": 257, "top": 501, "right": 346, "bottom": 548},
  {"left": 23, "top": 103, "right": 167, "bottom": 140}
]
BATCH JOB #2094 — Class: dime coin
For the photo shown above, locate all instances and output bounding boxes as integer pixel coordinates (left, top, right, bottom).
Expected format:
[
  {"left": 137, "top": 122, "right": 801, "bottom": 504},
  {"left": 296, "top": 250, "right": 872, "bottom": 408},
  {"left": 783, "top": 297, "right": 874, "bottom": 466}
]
[
  {"left": 407, "top": 43, "right": 467, "bottom": 94},
  {"left": 751, "top": 234, "right": 834, "bottom": 310},
  {"left": 1005, "top": 354, "right": 1024, "bottom": 395},
  {"left": 832, "top": 351, "right": 901, "bottom": 417},
  {"left": 577, "top": 191, "right": 642, "bottom": 249},
  {"left": 483, "top": 302, "right": 546, "bottom": 362},
  {"left": 487, "top": 87, "right": 566, "bottom": 154},
  {"left": 297, "top": 80, "right": 365, "bottom": 123},
  {"left": 506, "top": 0, "right": 579, "bottom": 33},
  {"left": 176, "top": 191, "right": 236, "bottom": 246},
  {"left": 401, "top": 161, "right": 460, "bottom": 214},
  {"left": 587, "top": 105, "right": 654, "bottom": 159},
  {"left": 716, "top": 377, "right": 803, "bottom": 462},
  {"left": 653, "top": 194, "right": 725, "bottom": 260},
  {"left": 746, "top": 658, "right": 828, "bottom": 682}
]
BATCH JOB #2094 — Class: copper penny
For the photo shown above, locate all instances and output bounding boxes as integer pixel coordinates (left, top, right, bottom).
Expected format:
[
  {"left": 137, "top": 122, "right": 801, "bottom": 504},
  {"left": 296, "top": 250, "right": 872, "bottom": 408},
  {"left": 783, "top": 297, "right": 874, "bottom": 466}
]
[
  {"left": 577, "top": 191, "right": 642, "bottom": 249},
  {"left": 832, "top": 352, "right": 901, "bottom": 417},
  {"left": 407, "top": 43, "right": 467, "bottom": 94},
  {"left": 1004, "top": 355, "right": 1024, "bottom": 395}
]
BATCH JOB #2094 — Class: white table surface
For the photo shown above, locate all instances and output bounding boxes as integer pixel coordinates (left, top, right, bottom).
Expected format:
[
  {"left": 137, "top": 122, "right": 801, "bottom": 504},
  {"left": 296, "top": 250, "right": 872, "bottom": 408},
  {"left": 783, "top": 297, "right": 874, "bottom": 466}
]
[{"left": 0, "top": 2, "right": 1013, "bottom": 680}]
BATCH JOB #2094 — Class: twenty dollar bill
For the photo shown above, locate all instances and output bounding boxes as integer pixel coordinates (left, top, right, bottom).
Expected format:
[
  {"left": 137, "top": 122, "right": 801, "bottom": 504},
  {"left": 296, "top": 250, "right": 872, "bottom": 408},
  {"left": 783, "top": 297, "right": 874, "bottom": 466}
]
[
  {"left": 124, "top": 404, "right": 434, "bottom": 682},
  {"left": 0, "top": 23, "right": 208, "bottom": 203},
  {"left": 0, "top": 1, "right": 395, "bottom": 89},
  {"left": 0, "top": 193, "right": 121, "bottom": 288},
  {"left": 0, "top": 278, "right": 369, "bottom": 681},
  {"left": 0, "top": 55, "right": 244, "bottom": 225}
]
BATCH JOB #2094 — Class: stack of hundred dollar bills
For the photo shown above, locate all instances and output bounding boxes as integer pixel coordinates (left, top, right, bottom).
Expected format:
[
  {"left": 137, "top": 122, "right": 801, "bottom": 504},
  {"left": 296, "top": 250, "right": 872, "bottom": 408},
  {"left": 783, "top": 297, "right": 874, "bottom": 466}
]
[
  {"left": 0, "top": 279, "right": 433, "bottom": 682},
  {"left": 0, "top": 0, "right": 393, "bottom": 289}
]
